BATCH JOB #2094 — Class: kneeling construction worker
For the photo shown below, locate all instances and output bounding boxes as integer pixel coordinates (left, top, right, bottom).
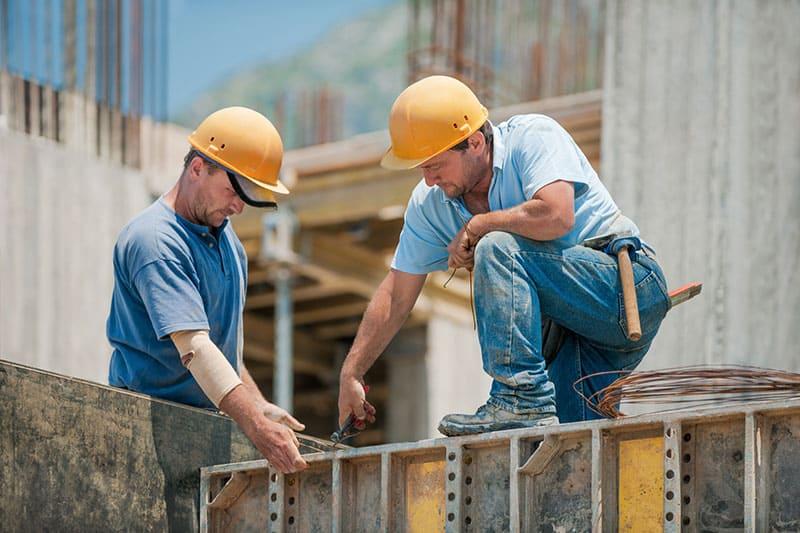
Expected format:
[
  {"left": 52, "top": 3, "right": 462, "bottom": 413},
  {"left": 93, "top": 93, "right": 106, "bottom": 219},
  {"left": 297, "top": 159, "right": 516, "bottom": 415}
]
[
  {"left": 106, "top": 107, "right": 307, "bottom": 473},
  {"left": 338, "top": 76, "right": 671, "bottom": 436}
]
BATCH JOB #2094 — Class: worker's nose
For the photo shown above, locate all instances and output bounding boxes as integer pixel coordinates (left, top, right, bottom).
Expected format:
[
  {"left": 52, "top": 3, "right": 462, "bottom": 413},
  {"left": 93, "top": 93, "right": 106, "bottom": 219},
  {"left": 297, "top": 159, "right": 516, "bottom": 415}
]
[
  {"left": 423, "top": 172, "right": 438, "bottom": 187},
  {"left": 231, "top": 197, "right": 244, "bottom": 215}
]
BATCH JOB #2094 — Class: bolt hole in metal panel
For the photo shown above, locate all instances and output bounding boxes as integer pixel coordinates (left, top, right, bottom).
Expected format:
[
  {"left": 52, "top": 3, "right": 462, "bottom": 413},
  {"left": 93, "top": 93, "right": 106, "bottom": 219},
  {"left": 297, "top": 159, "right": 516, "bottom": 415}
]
[
  {"left": 460, "top": 442, "right": 510, "bottom": 532},
  {"left": 520, "top": 434, "right": 593, "bottom": 531},
  {"left": 200, "top": 403, "right": 800, "bottom": 532},
  {"left": 285, "top": 460, "right": 333, "bottom": 532}
]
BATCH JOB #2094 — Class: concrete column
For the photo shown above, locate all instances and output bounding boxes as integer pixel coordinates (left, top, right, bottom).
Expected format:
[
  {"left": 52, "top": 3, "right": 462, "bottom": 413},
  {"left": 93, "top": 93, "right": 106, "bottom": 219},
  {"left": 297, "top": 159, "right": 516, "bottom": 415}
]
[{"left": 601, "top": 0, "right": 800, "bottom": 369}]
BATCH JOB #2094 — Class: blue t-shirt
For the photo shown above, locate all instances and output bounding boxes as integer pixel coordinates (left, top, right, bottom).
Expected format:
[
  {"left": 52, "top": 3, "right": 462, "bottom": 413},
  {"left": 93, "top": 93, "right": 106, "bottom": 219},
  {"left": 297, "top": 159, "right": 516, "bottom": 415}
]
[
  {"left": 107, "top": 198, "right": 247, "bottom": 408},
  {"left": 391, "top": 114, "right": 636, "bottom": 274}
]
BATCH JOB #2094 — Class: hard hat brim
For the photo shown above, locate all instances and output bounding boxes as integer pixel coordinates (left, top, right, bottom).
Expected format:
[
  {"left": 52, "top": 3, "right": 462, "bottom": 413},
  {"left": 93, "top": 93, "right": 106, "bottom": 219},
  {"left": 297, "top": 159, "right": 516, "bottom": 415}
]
[
  {"left": 380, "top": 111, "right": 489, "bottom": 171},
  {"left": 188, "top": 139, "right": 289, "bottom": 195},
  {"left": 380, "top": 148, "right": 431, "bottom": 171},
  {"left": 241, "top": 173, "right": 290, "bottom": 195},
  {"left": 227, "top": 171, "right": 291, "bottom": 209}
]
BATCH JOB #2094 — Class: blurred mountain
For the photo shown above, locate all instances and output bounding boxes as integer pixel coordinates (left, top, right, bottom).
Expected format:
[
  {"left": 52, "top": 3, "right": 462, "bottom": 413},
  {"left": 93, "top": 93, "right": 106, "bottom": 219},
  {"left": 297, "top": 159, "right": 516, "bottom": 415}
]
[{"left": 174, "top": 2, "right": 408, "bottom": 147}]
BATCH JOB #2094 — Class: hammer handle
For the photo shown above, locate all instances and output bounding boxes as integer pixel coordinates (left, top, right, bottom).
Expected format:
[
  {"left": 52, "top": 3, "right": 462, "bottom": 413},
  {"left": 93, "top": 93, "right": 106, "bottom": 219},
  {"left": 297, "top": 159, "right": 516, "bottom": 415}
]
[{"left": 617, "top": 249, "right": 642, "bottom": 341}]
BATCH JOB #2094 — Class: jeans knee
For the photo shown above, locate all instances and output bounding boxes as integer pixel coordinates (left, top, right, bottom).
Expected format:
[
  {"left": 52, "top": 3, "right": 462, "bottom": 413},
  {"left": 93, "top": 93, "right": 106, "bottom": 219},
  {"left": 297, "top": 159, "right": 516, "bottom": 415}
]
[{"left": 475, "top": 231, "right": 518, "bottom": 264}]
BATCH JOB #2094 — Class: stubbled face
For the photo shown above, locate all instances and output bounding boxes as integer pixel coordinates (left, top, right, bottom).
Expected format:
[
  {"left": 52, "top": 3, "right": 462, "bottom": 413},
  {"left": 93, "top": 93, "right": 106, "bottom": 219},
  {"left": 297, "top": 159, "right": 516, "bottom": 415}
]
[
  {"left": 418, "top": 137, "right": 486, "bottom": 199},
  {"left": 187, "top": 157, "right": 245, "bottom": 227}
]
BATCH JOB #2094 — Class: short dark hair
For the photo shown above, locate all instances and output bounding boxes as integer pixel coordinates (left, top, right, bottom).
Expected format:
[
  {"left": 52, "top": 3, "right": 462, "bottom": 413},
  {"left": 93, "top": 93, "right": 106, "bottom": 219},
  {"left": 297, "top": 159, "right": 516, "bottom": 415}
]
[
  {"left": 182, "top": 148, "right": 222, "bottom": 173},
  {"left": 449, "top": 121, "right": 493, "bottom": 152}
]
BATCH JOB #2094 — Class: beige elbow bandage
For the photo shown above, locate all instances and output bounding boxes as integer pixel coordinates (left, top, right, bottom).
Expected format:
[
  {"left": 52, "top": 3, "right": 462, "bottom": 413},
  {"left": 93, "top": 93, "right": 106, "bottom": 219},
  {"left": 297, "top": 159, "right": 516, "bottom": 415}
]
[{"left": 171, "top": 330, "right": 242, "bottom": 407}]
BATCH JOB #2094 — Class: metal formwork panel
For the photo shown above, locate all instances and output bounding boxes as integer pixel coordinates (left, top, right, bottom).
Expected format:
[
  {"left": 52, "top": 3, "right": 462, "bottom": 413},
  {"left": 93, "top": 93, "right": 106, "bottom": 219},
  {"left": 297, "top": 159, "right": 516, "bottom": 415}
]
[
  {"left": 201, "top": 401, "right": 800, "bottom": 532},
  {"left": 768, "top": 413, "right": 800, "bottom": 530}
]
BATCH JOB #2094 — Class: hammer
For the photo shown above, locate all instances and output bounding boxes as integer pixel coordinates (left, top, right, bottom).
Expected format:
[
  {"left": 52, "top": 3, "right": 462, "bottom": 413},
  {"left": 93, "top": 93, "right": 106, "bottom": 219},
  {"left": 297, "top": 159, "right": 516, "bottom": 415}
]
[{"left": 582, "top": 232, "right": 642, "bottom": 341}]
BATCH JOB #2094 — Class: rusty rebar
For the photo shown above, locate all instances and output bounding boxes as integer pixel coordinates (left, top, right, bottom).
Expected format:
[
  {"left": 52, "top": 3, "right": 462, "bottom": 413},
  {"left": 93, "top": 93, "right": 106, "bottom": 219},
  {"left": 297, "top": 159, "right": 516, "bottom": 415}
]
[{"left": 574, "top": 365, "right": 800, "bottom": 418}]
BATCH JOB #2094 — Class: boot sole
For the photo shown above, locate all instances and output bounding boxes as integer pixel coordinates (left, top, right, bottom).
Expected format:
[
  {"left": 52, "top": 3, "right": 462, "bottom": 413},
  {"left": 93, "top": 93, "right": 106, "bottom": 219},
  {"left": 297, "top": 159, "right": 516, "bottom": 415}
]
[{"left": 438, "top": 415, "right": 559, "bottom": 437}]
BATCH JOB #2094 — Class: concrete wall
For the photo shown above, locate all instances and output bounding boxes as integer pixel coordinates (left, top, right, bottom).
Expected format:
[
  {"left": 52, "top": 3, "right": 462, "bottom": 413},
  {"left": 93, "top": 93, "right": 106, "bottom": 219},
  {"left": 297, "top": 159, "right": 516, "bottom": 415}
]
[
  {"left": 0, "top": 128, "right": 151, "bottom": 382},
  {"left": 601, "top": 0, "right": 800, "bottom": 370},
  {"left": 0, "top": 360, "right": 261, "bottom": 531}
]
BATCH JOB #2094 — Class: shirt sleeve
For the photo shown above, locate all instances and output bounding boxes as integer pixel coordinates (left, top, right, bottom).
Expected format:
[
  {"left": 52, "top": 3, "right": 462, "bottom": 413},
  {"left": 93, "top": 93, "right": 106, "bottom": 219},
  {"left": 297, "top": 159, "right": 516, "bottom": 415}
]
[
  {"left": 391, "top": 203, "right": 449, "bottom": 275},
  {"left": 513, "top": 118, "right": 589, "bottom": 200},
  {"left": 132, "top": 259, "right": 210, "bottom": 339}
]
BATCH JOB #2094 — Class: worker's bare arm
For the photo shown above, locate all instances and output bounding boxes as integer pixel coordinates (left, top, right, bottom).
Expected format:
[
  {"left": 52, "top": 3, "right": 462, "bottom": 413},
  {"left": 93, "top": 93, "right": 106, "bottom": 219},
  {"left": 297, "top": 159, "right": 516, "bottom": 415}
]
[
  {"left": 219, "top": 385, "right": 307, "bottom": 474},
  {"left": 338, "top": 269, "right": 426, "bottom": 425},
  {"left": 170, "top": 331, "right": 306, "bottom": 473},
  {"left": 468, "top": 180, "right": 575, "bottom": 241}
]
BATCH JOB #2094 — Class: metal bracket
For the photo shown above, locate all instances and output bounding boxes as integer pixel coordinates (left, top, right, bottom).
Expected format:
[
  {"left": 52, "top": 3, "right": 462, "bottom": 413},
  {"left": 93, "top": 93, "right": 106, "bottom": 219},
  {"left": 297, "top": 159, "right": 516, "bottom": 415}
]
[
  {"left": 518, "top": 435, "right": 580, "bottom": 476},
  {"left": 207, "top": 471, "right": 251, "bottom": 510}
]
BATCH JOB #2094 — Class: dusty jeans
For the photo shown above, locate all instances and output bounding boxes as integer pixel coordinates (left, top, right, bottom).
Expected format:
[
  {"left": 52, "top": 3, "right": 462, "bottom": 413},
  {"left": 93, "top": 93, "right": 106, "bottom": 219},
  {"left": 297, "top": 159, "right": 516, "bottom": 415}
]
[{"left": 473, "top": 231, "right": 670, "bottom": 423}]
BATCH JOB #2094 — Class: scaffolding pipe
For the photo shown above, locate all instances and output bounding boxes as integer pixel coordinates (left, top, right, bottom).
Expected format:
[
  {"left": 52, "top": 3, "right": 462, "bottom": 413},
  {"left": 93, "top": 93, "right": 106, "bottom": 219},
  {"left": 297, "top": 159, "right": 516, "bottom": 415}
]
[
  {"left": 261, "top": 206, "right": 298, "bottom": 412},
  {"left": 273, "top": 265, "right": 293, "bottom": 412}
]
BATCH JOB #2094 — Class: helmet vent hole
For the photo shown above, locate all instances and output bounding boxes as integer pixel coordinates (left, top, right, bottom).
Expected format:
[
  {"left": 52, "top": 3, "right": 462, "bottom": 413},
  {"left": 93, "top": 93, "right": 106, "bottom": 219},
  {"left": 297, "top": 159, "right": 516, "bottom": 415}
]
[
  {"left": 221, "top": 143, "right": 226, "bottom": 149},
  {"left": 464, "top": 115, "right": 469, "bottom": 121},
  {"left": 210, "top": 136, "right": 215, "bottom": 142},
  {"left": 452, "top": 123, "right": 458, "bottom": 128}
]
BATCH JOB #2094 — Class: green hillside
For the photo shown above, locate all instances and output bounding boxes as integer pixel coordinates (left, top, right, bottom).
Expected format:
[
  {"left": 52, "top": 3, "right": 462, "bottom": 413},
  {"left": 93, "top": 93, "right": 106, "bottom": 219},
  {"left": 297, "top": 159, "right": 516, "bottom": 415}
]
[{"left": 175, "top": 2, "right": 408, "bottom": 147}]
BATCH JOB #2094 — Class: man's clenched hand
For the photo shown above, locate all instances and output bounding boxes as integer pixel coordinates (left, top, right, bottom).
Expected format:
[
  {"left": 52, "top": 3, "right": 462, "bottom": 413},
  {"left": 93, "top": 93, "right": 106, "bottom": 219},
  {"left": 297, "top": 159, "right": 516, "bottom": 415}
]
[
  {"left": 447, "top": 223, "right": 480, "bottom": 271},
  {"left": 338, "top": 374, "right": 376, "bottom": 429}
]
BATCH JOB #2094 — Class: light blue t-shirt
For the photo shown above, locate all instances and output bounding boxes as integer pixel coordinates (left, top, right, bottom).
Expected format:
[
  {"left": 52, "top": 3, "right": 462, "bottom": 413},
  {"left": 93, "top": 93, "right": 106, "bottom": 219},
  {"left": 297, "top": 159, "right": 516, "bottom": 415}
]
[
  {"left": 107, "top": 198, "right": 246, "bottom": 409},
  {"left": 391, "top": 114, "right": 635, "bottom": 274}
]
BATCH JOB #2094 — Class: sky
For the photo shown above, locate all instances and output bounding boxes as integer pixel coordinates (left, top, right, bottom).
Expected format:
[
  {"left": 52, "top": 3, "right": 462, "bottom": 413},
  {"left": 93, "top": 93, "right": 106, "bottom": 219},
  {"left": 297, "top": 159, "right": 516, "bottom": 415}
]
[{"left": 167, "top": 0, "right": 397, "bottom": 117}]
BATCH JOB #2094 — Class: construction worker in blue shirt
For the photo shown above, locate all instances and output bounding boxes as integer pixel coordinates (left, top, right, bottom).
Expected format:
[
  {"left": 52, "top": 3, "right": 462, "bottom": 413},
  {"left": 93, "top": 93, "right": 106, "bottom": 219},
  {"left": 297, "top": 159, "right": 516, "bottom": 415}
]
[
  {"left": 107, "top": 107, "right": 307, "bottom": 473},
  {"left": 337, "top": 76, "right": 670, "bottom": 436}
]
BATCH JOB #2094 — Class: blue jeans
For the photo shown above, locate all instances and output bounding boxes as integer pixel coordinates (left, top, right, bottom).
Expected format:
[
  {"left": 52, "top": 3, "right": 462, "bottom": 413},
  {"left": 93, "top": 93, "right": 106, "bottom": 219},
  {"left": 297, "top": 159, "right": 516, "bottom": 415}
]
[{"left": 473, "top": 231, "right": 671, "bottom": 423}]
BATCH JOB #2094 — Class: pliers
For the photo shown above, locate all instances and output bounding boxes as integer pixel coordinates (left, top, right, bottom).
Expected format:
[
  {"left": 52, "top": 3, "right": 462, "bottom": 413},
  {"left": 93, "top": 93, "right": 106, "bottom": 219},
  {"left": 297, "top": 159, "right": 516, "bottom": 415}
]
[{"left": 331, "top": 385, "right": 372, "bottom": 445}]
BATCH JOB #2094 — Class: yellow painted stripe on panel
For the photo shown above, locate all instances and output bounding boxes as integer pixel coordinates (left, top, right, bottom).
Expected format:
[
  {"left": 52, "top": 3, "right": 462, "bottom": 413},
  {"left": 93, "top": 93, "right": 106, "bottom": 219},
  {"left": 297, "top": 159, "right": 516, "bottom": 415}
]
[
  {"left": 405, "top": 457, "right": 446, "bottom": 532},
  {"left": 619, "top": 436, "right": 664, "bottom": 532}
]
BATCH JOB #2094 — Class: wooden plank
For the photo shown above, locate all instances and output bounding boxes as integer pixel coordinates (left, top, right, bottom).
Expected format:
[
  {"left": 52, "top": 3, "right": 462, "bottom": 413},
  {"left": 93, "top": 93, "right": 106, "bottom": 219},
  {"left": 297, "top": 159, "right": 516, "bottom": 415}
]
[
  {"left": 278, "top": 91, "right": 602, "bottom": 180},
  {"left": 243, "top": 312, "right": 335, "bottom": 360},
  {"left": 243, "top": 343, "right": 332, "bottom": 381},
  {"left": 293, "top": 301, "right": 368, "bottom": 326},
  {"left": 311, "top": 319, "right": 363, "bottom": 340},
  {"left": 246, "top": 283, "right": 350, "bottom": 310}
]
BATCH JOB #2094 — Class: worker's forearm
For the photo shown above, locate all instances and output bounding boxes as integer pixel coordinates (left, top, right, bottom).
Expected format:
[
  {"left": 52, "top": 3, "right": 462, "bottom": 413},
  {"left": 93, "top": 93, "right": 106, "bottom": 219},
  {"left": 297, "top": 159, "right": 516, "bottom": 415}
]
[
  {"left": 240, "top": 365, "right": 269, "bottom": 409},
  {"left": 219, "top": 383, "right": 266, "bottom": 435},
  {"left": 341, "top": 280, "right": 415, "bottom": 380},
  {"left": 469, "top": 200, "right": 573, "bottom": 242}
]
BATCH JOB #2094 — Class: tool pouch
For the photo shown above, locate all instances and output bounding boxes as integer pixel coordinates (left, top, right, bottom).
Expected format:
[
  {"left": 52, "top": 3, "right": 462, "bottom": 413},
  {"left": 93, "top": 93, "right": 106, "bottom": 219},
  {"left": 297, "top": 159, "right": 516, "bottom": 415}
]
[{"left": 542, "top": 318, "right": 566, "bottom": 367}]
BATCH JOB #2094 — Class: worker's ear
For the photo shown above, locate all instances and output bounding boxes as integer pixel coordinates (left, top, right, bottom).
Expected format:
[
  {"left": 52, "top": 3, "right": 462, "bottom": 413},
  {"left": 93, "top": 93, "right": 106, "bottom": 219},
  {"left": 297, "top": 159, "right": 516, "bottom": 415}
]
[
  {"left": 188, "top": 155, "right": 205, "bottom": 180},
  {"left": 468, "top": 131, "right": 484, "bottom": 152}
]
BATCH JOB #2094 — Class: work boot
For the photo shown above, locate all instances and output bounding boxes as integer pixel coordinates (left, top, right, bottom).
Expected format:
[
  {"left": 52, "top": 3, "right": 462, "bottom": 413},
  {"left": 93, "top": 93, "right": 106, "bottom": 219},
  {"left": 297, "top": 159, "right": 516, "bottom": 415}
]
[{"left": 438, "top": 403, "right": 559, "bottom": 437}]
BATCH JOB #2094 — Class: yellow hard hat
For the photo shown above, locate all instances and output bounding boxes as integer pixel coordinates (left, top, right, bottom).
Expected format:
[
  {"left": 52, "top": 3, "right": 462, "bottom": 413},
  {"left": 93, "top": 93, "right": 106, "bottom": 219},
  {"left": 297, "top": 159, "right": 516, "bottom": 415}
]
[
  {"left": 381, "top": 75, "right": 489, "bottom": 170},
  {"left": 188, "top": 106, "right": 288, "bottom": 208}
]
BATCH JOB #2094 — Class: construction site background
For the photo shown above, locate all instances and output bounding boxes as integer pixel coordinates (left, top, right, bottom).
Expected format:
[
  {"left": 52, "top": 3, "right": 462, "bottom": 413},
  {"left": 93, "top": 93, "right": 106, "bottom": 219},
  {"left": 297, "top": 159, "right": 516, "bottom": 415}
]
[{"left": 1, "top": 0, "right": 799, "bottom": 448}]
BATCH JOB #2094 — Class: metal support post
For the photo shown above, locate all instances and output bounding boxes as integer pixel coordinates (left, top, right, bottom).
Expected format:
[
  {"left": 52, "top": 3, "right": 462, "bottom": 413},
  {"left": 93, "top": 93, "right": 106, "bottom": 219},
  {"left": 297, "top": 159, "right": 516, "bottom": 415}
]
[
  {"left": 274, "top": 265, "right": 293, "bottom": 411},
  {"left": 261, "top": 204, "right": 298, "bottom": 412}
]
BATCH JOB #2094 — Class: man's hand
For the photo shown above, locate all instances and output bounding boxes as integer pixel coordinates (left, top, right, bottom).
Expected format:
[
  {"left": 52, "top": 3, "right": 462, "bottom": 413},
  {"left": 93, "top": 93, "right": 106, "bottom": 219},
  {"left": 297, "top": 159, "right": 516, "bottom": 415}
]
[
  {"left": 338, "top": 374, "right": 376, "bottom": 429},
  {"left": 247, "top": 417, "right": 308, "bottom": 474},
  {"left": 220, "top": 385, "right": 307, "bottom": 474},
  {"left": 447, "top": 222, "right": 480, "bottom": 271},
  {"left": 261, "top": 402, "right": 306, "bottom": 432}
]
